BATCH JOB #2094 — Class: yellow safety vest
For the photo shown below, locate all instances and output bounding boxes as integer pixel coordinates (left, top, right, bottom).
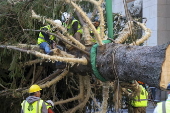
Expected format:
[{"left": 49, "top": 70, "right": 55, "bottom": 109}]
[
  {"left": 21, "top": 100, "right": 43, "bottom": 113},
  {"left": 37, "top": 25, "right": 55, "bottom": 45},
  {"left": 45, "top": 103, "right": 52, "bottom": 109},
  {"left": 157, "top": 101, "right": 170, "bottom": 113},
  {"left": 96, "top": 27, "right": 100, "bottom": 34},
  {"left": 131, "top": 85, "right": 148, "bottom": 107},
  {"left": 90, "top": 27, "right": 100, "bottom": 43},
  {"left": 67, "top": 19, "right": 83, "bottom": 35}
]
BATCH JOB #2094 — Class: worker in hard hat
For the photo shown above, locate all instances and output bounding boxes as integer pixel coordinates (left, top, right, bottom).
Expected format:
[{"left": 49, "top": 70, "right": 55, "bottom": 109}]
[
  {"left": 38, "top": 19, "right": 66, "bottom": 69},
  {"left": 46, "top": 100, "right": 55, "bottom": 113},
  {"left": 90, "top": 16, "right": 101, "bottom": 43},
  {"left": 92, "top": 16, "right": 100, "bottom": 34},
  {"left": 21, "top": 84, "right": 48, "bottom": 113},
  {"left": 61, "top": 12, "right": 83, "bottom": 43},
  {"left": 37, "top": 19, "right": 62, "bottom": 55}
]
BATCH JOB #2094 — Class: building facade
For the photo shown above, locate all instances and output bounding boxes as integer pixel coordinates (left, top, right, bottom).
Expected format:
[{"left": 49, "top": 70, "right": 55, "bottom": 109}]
[{"left": 112, "top": 0, "right": 170, "bottom": 46}]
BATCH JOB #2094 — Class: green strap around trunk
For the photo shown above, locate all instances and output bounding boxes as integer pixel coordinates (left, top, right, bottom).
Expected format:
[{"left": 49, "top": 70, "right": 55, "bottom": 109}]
[{"left": 90, "top": 40, "right": 111, "bottom": 82}]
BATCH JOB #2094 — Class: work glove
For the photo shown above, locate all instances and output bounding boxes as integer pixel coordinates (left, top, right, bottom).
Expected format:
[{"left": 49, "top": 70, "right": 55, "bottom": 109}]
[{"left": 52, "top": 42, "right": 57, "bottom": 49}]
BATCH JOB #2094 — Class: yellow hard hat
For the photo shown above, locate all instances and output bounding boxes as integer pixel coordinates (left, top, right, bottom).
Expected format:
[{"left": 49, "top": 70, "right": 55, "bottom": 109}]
[{"left": 29, "top": 84, "right": 42, "bottom": 93}]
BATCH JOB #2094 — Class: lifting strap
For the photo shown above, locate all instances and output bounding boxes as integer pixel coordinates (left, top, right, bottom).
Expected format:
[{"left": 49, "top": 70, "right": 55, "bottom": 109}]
[{"left": 90, "top": 40, "right": 111, "bottom": 82}]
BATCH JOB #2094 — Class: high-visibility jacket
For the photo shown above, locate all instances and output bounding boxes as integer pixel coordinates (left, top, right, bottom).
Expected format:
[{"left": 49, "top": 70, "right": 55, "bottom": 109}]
[
  {"left": 91, "top": 26, "right": 100, "bottom": 33},
  {"left": 21, "top": 100, "right": 44, "bottom": 113},
  {"left": 131, "top": 85, "right": 148, "bottom": 107},
  {"left": 37, "top": 25, "right": 55, "bottom": 45},
  {"left": 90, "top": 27, "right": 100, "bottom": 43},
  {"left": 156, "top": 101, "right": 170, "bottom": 113},
  {"left": 45, "top": 103, "right": 54, "bottom": 113},
  {"left": 67, "top": 19, "right": 83, "bottom": 35},
  {"left": 90, "top": 26, "right": 100, "bottom": 34},
  {"left": 45, "top": 103, "right": 52, "bottom": 109},
  {"left": 96, "top": 27, "right": 100, "bottom": 34}
]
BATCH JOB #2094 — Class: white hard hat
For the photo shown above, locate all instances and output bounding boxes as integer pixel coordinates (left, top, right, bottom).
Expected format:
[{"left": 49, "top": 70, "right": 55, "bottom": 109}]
[
  {"left": 46, "top": 100, "right": 54, "bottom": 107},
  {"left": 61, "top": 12, "right": 70, "bottom": 22},
  {"left": 54, "top": 19, "right": 62, "bottom": 26}
]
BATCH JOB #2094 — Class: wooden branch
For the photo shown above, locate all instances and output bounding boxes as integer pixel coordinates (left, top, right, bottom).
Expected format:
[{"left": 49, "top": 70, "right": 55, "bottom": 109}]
[
  {"left": 36, "top": 69, "right": 63, "bottom": 85},
  {"left": 18, "top": 44, "right": 39, "bottom": 49},
  {"left": 66, "top": 0, "right": 103, "bottom": 46},
  {"left": 58, "top": 32, "right": 86, "bottom": 50},
  {"left": 23, "top": 59, "right": 45, "bottom": 66},
  {"left": 115, "top": 21, "right": 151, "bottom": 45},
  {"left": 22, "top": 30, "right": 89, "bottom": 55},
  {"left": 54, "top": 75, "right": 84, "bottom": 105},
  {"left": 55, "top": 94, "right": 81, "bottom": 105},
  {"left": 90, "top": 91, "right": 102, "bottom": 109},
  {"left": 82, "top": 0, "right": 105, "bottom": 40},
  {"left": 100, "top": 81, "right": 110, "bottom": 113},
  {"left": 22, "top": 69, "right": 69, "bottom": 94},
  {"left": 75, "top": 11, "right": 94, "bottom": 45},
  {"left": 31, "top": 10, "right": 67, "bottom": 33},
  {"left": 31, "top": 10, "right": 86, "bottom": 50},
  {"left": 0, "top": 69, "right": 63, "bottom": 97},
  {"left": 121, "top": 81, "right": 141, "bottom": 98},
  {"left": 79, "top": 75, "right": 84, "bottom": 101},
  {"left": 68, "top": 0, "right": 105, "bottom": 39},
  {"left": 66, "top": 76, "right": 91, "bottom": 113},
  {"left": 130, "top": 22, "right": 151, "bottom": 45},
  {"left": 52, "top": 48, "right": 75, "bottom": 58},
  {"left": 0, "top": 45, "right": 88, "bottom": 65},
  {"left": 113, "top": 81, "right": 122, "bottom": 112},
  {"left": 114, "top": 21, "right": 134, "bottom": 44}
]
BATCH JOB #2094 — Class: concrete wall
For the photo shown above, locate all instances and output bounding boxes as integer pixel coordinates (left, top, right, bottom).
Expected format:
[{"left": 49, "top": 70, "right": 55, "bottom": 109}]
[{"left": 112, "top": 0, "right": 125, "bottom": 16}]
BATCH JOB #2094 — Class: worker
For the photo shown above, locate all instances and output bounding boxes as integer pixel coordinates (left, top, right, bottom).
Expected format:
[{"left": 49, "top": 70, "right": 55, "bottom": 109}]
[
  {"left": 91, "top": 16, "right": 100, "bottom": 35},
  {"left": 61, "top": 12, "right": 83, "bottom": 42},
  {"left": 130, "top": 84, "right": 148, "bottom": 113},
  {"left": 38, "top": 20, "right": 66, "bottom": 69},
  {"left": 21, "top": 84, "right": 48, "bottom": 113},
  {"left": 37, "top": 19, "right": 62, "bottom": 55},
  {"left": 90, "top": 16, "right": 101, "bottom": 43},
  {"left": 46, "top": 100, "right": 55, "bottom": 113},
  {"left": 153, "top": 86, "right": 170, "bottom": 113}
]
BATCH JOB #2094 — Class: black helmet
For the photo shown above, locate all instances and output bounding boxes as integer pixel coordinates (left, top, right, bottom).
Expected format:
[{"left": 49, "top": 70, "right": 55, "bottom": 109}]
[{"left": 94, "top": 16, "right": 99, "bottom": 22}]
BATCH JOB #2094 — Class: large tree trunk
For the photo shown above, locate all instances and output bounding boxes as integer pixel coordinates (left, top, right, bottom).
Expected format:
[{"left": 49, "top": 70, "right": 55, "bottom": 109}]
[{"left": 95, "top": 42, "right": 170, "bottom": 89}]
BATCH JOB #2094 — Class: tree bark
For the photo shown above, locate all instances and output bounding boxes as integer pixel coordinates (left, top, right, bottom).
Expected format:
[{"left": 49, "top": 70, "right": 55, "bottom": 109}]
[{"left": 95, "top": 42, "right": 170, "bottom": 89}]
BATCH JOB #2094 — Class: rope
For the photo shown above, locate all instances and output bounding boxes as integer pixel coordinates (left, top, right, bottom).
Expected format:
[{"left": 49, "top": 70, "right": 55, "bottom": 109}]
[
  {"left": 123, "top": 0, "right": 132, "bottom": 21},
  {"left": 112, "top": 46, "right": 121, "bottom": 113},
  {"left": 112, "top": 47, "right": 119, "bottom": 81}
]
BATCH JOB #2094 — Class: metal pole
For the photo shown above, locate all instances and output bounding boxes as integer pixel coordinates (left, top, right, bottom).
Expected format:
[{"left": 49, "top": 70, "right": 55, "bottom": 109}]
[{"left": 105, "top": 0, "right": 114, "bottom": 39}]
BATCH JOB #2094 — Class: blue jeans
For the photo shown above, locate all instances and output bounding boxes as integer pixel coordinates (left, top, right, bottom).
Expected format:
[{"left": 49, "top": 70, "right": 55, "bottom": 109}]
[
  {"left": 40, "top": 42, "right": 65, "bottom": 68},
  {"left": 39, "top": 42, "right": 52, "bottom": 54}
]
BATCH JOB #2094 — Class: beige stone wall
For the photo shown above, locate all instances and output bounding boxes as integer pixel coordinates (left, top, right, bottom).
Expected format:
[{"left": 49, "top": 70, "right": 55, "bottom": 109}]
[
  {"left": 143, "top": 0, "right": 158, "bottom": 46},
  {"left": 157, "top": 0, "right": 170, "bottom": 45}
]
